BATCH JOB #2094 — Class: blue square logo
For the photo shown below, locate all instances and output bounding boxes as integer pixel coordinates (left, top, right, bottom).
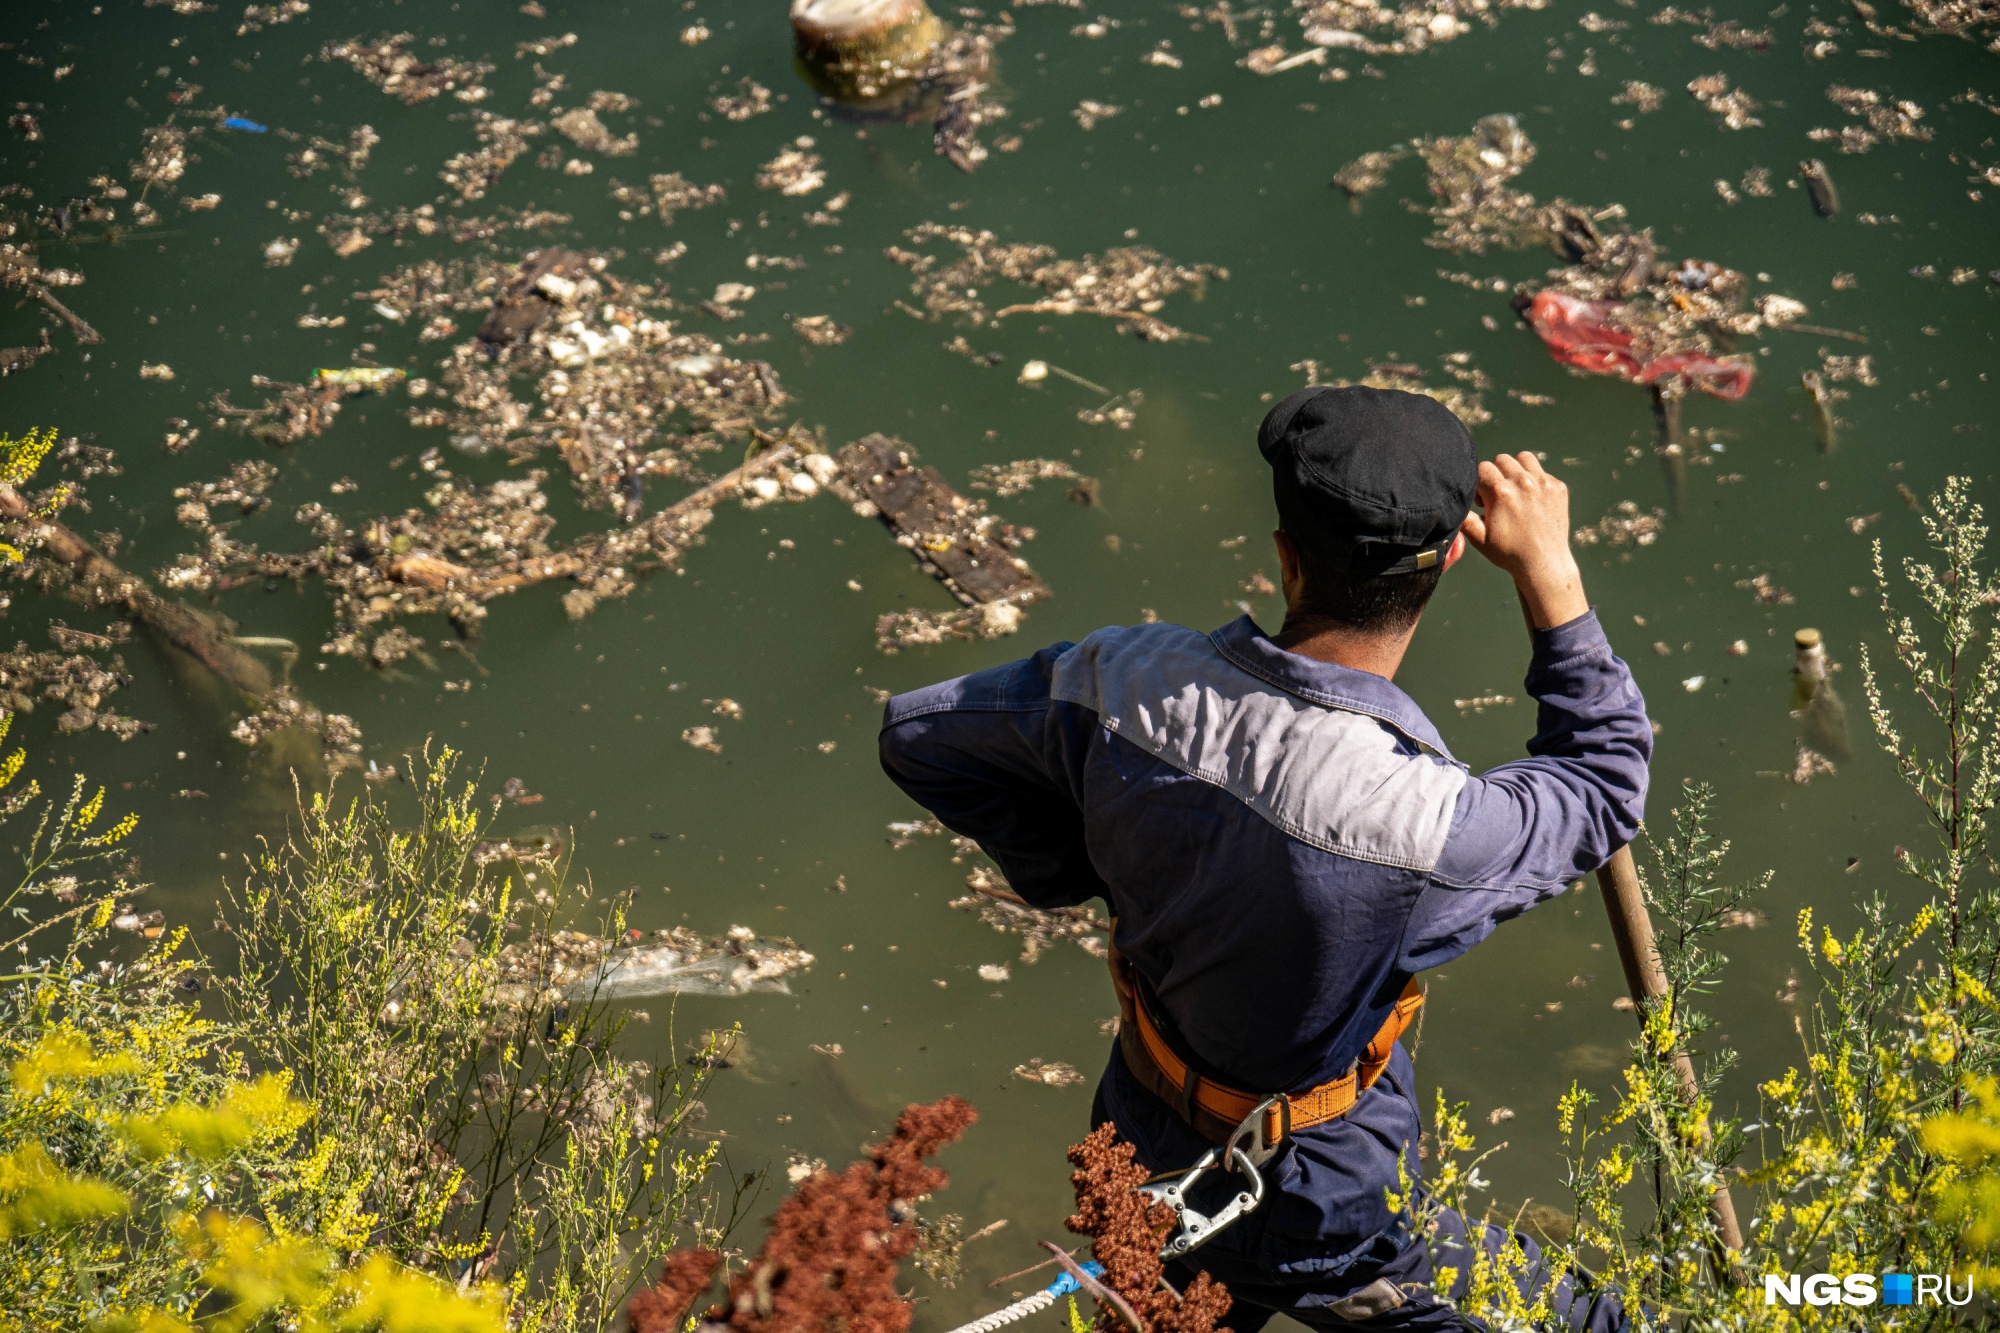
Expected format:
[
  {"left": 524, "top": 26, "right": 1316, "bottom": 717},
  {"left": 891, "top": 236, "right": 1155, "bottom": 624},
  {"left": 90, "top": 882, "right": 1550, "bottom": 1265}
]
[{"left": 1882, "top": 1274, "right": 1914, "bottom": 1306}]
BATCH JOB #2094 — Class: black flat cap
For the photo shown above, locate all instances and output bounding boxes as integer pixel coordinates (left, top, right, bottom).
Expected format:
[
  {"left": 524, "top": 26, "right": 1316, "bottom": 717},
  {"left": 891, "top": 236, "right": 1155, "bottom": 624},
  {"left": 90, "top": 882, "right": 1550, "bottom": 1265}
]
[{"left": 1257, "top": 385, "right": 1479, "bottom": 576}]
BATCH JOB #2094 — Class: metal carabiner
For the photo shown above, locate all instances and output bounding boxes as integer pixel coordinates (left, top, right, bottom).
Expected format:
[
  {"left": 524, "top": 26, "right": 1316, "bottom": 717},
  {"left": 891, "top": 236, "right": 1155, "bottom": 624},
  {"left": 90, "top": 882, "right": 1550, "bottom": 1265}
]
[{"left": 1139, "top": 1097, "right": 1285, "bottom": 1259}]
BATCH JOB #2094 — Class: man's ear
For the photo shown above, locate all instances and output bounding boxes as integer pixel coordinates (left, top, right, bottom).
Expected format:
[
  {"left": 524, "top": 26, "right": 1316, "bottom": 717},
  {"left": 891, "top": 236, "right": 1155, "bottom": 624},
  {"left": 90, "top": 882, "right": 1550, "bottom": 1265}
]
[
  {"left": 1273, "top": 529, "right": 1301, "bottom": 589},
  {"left": 1439, "top": 531, "right": 1467, "bottom": 573}
]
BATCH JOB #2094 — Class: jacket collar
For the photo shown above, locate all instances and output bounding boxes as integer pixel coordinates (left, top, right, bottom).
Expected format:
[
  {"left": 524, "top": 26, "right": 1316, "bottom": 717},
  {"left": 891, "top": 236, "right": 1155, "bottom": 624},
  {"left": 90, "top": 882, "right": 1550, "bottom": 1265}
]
[{"left": 1207, "top": 616, "right": 1458, "bottom": 762}]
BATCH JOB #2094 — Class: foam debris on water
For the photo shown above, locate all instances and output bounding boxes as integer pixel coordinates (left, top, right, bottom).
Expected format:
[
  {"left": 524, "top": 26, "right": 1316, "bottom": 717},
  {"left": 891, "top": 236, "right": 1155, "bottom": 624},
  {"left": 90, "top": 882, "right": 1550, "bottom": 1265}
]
[
  {"left": 969, "top": 460, "right": 1083, "bottom": 497},
  {"left": 1281, "top": 0, "right": 1551, "bottom": 63},
  {"left": 952, "top": 866, "right": 1109, "bottom": 963},
  {"left": 321, "top": 33, "right": 494, "bottom": 104},
  {"left": 1687, "top": 73, "right": 1763, "bottom": 130},
  {"left": 1013, "top": 1059, "right": 1085, "bottom": 1087},
  {"left": 491, "top": 924, "right": 813, "bottom": 1006},
  {"left": 890, "top": 223, "right": 1224, "bottom": 342},
  {"left": 1292, "top": 353, "right": 1492, "bottom": 426}
]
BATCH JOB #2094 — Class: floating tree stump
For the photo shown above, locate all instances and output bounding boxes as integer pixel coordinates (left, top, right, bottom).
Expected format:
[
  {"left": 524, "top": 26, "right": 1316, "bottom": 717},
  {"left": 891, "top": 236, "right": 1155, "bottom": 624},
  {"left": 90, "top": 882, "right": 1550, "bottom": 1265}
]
[{"left": 791, "top": 0, "right": 945, "bottom": 101}]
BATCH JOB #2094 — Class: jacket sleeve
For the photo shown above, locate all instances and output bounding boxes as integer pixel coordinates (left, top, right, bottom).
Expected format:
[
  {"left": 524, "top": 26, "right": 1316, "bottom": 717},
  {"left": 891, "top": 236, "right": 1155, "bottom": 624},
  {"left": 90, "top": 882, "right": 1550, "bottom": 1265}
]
[
  {"left": 1399, "top": 609, "right": 1651, "bottom": 972},
  {"left": 877, "top": 645, "right": 1108, "bottom": 910}
]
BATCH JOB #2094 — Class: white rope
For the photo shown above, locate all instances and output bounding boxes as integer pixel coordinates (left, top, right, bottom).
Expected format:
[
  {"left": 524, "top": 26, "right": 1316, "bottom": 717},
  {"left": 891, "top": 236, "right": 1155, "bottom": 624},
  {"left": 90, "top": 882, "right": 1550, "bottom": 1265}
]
[{"left": 945, "top": 1287, "right": 1058, "bottom": 1333}]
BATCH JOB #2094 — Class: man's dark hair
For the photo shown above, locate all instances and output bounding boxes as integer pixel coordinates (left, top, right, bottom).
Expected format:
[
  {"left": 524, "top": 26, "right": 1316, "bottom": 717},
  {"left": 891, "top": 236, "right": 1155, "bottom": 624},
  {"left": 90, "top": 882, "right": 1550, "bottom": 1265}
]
[{"left": 1283, "top": 517, "right": 1444, "bottom": 633}]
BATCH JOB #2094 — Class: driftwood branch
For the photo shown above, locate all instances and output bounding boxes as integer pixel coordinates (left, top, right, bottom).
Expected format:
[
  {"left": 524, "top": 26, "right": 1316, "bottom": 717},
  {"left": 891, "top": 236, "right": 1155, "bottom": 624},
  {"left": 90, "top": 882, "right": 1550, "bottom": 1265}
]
[
  {"left": 0, "top": 484, "right": 278, "bottom": 698},
  {"left": 30, "top": 284, "right": 101, "bottom": 345}
]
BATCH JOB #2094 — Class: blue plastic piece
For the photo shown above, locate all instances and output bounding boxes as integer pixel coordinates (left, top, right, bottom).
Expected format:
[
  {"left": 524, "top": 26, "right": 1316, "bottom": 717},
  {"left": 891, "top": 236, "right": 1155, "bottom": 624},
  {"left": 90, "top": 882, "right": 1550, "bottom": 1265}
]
[
  {"left": 221, "top": 116, "right": 268, "bottom": 133},
  {"left": 1045, "top": 1260, "right": 1105, "bottom": 1298}
]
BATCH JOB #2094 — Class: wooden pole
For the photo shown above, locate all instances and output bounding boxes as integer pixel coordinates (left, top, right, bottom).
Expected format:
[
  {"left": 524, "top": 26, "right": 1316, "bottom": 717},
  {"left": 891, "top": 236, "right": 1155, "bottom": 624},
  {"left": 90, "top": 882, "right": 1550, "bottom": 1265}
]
[{"left": 1595, "top": 843, "right": 1746, "bottom": 1264}]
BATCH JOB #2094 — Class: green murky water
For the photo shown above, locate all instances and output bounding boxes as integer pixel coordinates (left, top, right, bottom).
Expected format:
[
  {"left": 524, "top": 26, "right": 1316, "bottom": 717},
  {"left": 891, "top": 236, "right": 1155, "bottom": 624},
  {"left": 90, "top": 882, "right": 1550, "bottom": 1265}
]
[{"left": 4, "top": 0, "right": 1998, "bottom": 1320}]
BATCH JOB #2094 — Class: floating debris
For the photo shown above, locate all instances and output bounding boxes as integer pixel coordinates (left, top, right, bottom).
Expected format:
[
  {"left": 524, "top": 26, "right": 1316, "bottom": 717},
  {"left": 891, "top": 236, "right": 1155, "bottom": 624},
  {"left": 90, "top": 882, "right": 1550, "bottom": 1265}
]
[
  {"left": 1901, "top": 0, "right": 2000, "bottom": 43},
  {"left": 1072, "top": 99, "right": 1124, "bottom": 129},
  {"left": 608, "top": 173, "right": 726, "bottom": 225},
  {"left": 967, "top": 459, "right": 1081, "bottom": 496},
  {"left": 439, "top": 112, "right": 544, "bottom": 204},
  {"left": 321, "top": 33, "right": 494, "bottom": 104},
  {"left": 229, "top": 686, "right": 363, "bottom": 760},
  {"left": 710, "top": 78, "right": 775, "bottom": 121},
  {"left": 890, "top": 223, "right": 1223, "bottom": 342},
  {"left": 1789, "top": 742, "right": 1837, "bottom": 785},
  {"left": 682, "top": 725, "right": 723, "bottom": 753},
  {"left": 184, "top": 243, "right": 825, "bottom": 662},
  {"left": 977, "top": 963, "right": 1011, "bottom": 983},
  {"left": 207, "top": 374, "right": 366, "bottom": 445},
  {"left": 1454, "top": 694, "right": 1515, "bottom": 713},
  {"left": 1332, "top": 148, "right": 1408, "bottom": 199},
  {"left": 551, "top": 106, "right": 638, "bottom": 156},
  {"left": 0, "top": 638, "right": 144, "bottom": 740},
  {"left": 1076, "top": 393, "right": 1142, "bottom": 430},
  {"left": 238, "top": 1, "right": 310, "bottom": 36},
  {"left": 130, "top": 125, "right": 191, "bottom": 188},
  {"left": 758, "top": 139, "right": 827, "bottom": 196},
  {"left": 173, "top": 459, "right": 278, "bottom": 533},
  {"left": 1295, "top": 354, "right": 1492, "bottom": 426},
  {"left": 1692, "top": 19, "right": 1772, "bottom": 49},
  {"left": 951, "top": 866, "right": 1108, "bottom": 962},
  {"left": 1612, "top": 80, "right": 1665, "bottom": 113},
  {"left": 1574, "top": 501, "right": 1665, "bottom": 548},
  {"left": 876, "top": 604, "right": 1022, "bottom": 652},
  {"left": 1013, "top": 1058, "right": 1086, "bottom": 1087},
  {"left": 1286, "top": 0, "right": 1548, "bottom": 60},
  {"left": 287, "top": 125, "right": 381, "bottom": 179},
  {"left": 791, "top": 314, "right": 851, "bottom": 346},
  {"left": 1737, "top": 572, "right": 1794, "bottom": 606},
  {"left": 1686, "top": 73, "right": 1763, "bottom": 130},
  {"left": 493, "top": 923, "right": 813, "bottom": 1006},
  {"left": 1815, "top": 85, "right": 1933, "bottom": 153}
]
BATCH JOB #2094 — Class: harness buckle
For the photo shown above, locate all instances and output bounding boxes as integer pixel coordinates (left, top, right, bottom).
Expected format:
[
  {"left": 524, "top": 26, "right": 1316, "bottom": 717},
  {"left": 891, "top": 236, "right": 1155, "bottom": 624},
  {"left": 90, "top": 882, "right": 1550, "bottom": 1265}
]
[{"left": 1139, "top": 1097, "right": 1284, "bottom": 1259}]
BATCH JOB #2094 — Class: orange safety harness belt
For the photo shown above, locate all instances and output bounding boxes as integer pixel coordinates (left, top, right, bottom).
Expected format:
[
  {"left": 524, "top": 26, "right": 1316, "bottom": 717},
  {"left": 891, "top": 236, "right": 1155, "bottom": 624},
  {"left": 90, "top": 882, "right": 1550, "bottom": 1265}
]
[{"left": 1108, "top": 922, "right": 1424, "bottom": 1149}]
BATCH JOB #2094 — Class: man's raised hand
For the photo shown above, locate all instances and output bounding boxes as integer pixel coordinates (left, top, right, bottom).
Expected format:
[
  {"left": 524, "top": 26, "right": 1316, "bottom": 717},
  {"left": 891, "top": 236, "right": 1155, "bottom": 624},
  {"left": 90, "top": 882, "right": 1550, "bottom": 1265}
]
[{"left": 1458, "top": 452, "right": 1590, "bottom": 631}]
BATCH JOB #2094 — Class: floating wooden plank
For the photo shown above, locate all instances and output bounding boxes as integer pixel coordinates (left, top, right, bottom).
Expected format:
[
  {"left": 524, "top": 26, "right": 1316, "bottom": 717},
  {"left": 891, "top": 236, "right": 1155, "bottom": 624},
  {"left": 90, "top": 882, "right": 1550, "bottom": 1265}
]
[{"left": 835, "top": 433, "right": 1050, "bottom": 608}]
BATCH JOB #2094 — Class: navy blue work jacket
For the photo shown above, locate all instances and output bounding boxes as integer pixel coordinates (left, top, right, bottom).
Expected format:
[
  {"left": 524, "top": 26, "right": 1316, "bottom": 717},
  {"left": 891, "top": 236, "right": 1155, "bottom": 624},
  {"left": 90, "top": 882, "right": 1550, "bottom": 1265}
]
[{"left": 878, "top": 611, "right": 1649, "bottom": 1278}]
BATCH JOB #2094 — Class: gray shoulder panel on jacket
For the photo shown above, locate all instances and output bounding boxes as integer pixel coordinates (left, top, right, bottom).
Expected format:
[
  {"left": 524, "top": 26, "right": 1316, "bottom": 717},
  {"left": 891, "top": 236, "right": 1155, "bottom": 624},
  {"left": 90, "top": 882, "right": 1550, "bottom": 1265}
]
[{"left": 1049, "top": 624, "right": 1468, "bottom": 872}]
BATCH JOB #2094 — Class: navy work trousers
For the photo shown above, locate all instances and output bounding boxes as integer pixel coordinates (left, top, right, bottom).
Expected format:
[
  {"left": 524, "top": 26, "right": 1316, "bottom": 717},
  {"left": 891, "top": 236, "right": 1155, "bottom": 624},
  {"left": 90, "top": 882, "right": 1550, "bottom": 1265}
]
[{"left": 1162, "top": 1202, "right": 1628, "bottom": 1332}]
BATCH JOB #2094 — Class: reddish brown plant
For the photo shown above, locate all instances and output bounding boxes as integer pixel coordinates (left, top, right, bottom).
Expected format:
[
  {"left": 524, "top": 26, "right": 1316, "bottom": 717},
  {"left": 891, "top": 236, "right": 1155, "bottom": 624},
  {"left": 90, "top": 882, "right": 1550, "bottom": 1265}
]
[
  {"left": 1066, "top": 1124, "right": 1233, "bottom": 1333},
  {"left": 626, "top": 1097, "right": 978, "bottom": 1333},
  {"left": 628, "top": 1249, "right": 723, "bottom": 1333}
]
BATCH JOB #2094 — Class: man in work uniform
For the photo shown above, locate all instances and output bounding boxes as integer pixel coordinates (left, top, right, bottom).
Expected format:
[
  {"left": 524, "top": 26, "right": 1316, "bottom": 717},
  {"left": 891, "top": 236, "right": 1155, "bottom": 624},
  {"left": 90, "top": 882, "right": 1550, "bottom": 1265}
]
[{"left": 878, "top": 387, "right": 1642, "bottom": 1330}]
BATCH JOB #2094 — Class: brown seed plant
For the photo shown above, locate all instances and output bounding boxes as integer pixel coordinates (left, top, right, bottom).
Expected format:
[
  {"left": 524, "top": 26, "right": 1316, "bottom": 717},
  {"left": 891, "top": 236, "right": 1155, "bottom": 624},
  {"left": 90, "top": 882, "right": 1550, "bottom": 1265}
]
[
  {"left": 628, "top": 1097, "right": 979, "bottom": 1333},
  {"left": 1066, "top": 1124, "right": 1233, "bottom": 1333}
]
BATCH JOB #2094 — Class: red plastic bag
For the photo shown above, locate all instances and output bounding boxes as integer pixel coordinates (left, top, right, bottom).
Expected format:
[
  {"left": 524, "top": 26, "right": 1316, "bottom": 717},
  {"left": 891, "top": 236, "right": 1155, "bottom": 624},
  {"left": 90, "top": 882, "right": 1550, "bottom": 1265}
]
[{"left": 1524, "top": 290, "right": 1753, "bottom": 401}]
